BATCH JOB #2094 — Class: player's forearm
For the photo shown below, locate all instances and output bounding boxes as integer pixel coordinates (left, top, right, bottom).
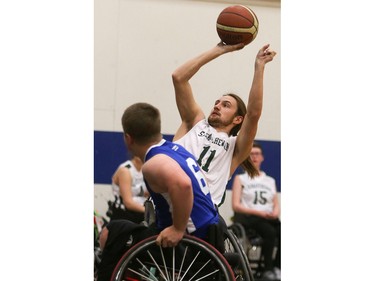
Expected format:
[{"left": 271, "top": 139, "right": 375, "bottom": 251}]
[
  {"left": 171, "top": 186, "right": 193, "bottom": 232},
  {"left": 172, "top": 48, "right": 222, "bottom": 125},
  {"left": 172, "top": 46, "right": 224, "bottom": 83},
  {"left": 246, "top": 64, "right": 265, "bottom": 120}
]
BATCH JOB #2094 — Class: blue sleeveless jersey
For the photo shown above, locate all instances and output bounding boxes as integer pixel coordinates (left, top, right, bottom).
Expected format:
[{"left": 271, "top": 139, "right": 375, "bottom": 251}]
[{"left": 145, "top": 139, "right": 218, "bottom": 238}]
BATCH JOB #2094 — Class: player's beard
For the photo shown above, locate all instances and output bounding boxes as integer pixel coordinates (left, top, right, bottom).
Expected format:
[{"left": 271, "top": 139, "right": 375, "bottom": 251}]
[{"left": 208, "top": 114, "right": 233, "bottom": 129}]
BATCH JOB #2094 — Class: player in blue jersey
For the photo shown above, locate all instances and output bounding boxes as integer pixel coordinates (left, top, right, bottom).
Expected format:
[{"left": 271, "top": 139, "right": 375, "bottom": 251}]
[
  {"left": 97, "top": 102, "right": 222, "bottom": 281},
  {"left": 122, "top": 102, "right": 219, "bottom": 246}
]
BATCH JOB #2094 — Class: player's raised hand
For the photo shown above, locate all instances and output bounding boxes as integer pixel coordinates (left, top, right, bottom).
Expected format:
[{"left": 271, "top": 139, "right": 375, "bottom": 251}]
[
  {"left": 217, "top": 41, "right": 245, "bottom": 53},
  {"left": 256, "top": 44, "right": 277, "bottom": 65}
]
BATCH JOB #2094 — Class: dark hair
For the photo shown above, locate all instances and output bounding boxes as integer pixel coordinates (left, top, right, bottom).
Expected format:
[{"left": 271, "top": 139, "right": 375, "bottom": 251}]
[
  {"left": 224, "top": 93, "right": 246, "bottom": 137},
  {"left": 240, "top": 155, "right": 259, "bottom": 178},
  {"left": 121, "top": 102, "right": 161, "bottom": 144},
  {"left": 224, "top": 93, "right": 259, "bottom": 178},
  {"left": 241, "top": 141, "right": 260, "bottom": 177},
  {"left": 252, "top": 141, "right": 263, "bottom": 152}
]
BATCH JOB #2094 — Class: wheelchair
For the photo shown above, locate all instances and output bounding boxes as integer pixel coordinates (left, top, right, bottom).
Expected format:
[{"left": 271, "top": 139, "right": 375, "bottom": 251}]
[
  {"left": 109, "top": 228, "right": 255, "bottom": 281},
  {"left": 110, "top": 234, "right": 236, "bottom": 281},
  {"left": 94, "top": 211, "right": 109, "bottom": 280},
  {"left": 106, "top": 199, "right": 255, "bottom": 281},
  {"left": 229, "top": 223, "right": 278, "bottom": 279},
  {"left": 223, "top": 227, "right": 254, "bottom": 281}
]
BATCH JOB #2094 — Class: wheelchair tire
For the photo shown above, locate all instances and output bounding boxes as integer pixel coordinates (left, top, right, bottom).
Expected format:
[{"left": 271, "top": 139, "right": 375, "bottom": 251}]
[
  {"left": 111, "top": 234, "right": 236, "bottom": 281},
  {"left": 224, "top": 229, "right": 255, "bottom": 281}
]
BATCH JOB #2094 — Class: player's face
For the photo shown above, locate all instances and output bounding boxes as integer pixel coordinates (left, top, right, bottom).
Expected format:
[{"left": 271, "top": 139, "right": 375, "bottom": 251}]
[
  {"left": 208, "top": 96, "right": 238, "bottom": 128},
  {"left": 249, "top": 147, "right": 263, "bottom": 169}
]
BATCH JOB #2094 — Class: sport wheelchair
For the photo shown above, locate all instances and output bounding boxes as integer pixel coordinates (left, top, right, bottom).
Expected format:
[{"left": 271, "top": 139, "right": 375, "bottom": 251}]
[
  {"left": 105, "top": 199, "right": 255, "bottom": 281},
  {"left": 111, "top": 234, "right": 235, "bottom": 281},
  {"left": 229, "top": 223, "right": 279, "bottom": 279},
  {"left": 223, "top": 227, "right": 254, "bottom": 281},
  {"left": 109, "top": 226, "right": 255, "bottom": 281}
]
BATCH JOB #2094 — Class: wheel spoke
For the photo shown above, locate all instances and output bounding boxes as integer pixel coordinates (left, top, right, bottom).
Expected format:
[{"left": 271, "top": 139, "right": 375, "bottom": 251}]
[
  {"left": 176, "top": 246, "right": 188, "bottom": 281},
  {"left": 147, "top": 249, "right": 169, "bottom": 281},
  {"left": 179, "top": 250, "right": 200, "bottom": 281},
  {"left": 194, "top": 269, "right": 220, "bottom": 281},
  {"left": 187, "top": 259, "right": 211, "bottom": 281},
  {"left": 172, "top": 247, "right": 175, "bottom": 281},
  {"left": 135, "top": 258, "right": 158, "bottom": 281},
  {"left": 127, "top": 267, "right": 157, "bottom": 281}
]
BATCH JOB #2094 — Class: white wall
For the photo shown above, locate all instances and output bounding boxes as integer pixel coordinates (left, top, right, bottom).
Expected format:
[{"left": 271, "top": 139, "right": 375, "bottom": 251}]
[
  {"left": 95, "top": 0, "right": 280, "bottom": 137},
  {"left": 94, "top": 0, "right": 281, "bottom": 221}
]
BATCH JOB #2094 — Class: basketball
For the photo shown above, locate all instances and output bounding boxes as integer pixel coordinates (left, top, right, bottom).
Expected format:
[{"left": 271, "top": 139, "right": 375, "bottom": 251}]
[{"left": 216, "top": 5, "right": 259, "bottom": 46}]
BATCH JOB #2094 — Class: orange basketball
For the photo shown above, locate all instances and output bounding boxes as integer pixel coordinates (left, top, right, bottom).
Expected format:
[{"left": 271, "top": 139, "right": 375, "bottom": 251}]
[{"left": 216, "top": 5, "right": 259, "bottom": 46}]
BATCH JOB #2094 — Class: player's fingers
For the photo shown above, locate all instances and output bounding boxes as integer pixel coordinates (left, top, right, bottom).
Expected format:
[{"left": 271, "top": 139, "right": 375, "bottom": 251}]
[
  {"left": 261, "top": 44, "right": 270, "bottom": 52},
  {"left": 268, "top": 50, "right": 277, "bottom": 57},
  {"left": 162, "top": 238, "right": 170, "bottom": 248},
  {"left": 156, "top": 235, "right": 162, "bottom": 246},
  {"left": 235, "top": 43, "right": 245, "bottom": 50}
]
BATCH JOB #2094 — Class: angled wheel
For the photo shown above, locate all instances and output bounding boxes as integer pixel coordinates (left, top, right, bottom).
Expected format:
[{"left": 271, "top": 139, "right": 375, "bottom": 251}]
[
  {"left": 223, "top": 228, "right": 255, "bottom": 281},
  {"left": 228, "top": 223, "right": 248, "bottom": 253},
  {"left": 111, "top": 234, "right": 236, "bottom": 281}
]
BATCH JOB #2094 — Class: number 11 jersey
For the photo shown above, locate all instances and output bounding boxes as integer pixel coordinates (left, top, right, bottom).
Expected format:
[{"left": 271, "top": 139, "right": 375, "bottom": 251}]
[{"left": 174, "top": 119, "right": 236, "bottom": 206}]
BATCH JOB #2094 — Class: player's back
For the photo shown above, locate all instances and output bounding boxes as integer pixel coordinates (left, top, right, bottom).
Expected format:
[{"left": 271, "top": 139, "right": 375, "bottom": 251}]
[{"left": 145, "top": 139, "right": 218, "bottom": 237}]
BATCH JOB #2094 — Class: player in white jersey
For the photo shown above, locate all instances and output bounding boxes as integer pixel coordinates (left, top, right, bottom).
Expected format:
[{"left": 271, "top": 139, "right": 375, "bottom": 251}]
[
  {"left": 174, "top": 119, "right": 236, "bottom": 206},
  {"left": 232, "top": 142, "right": 281, "bottom": 280},
  {"left": 107, "top": 156, "right": 149, "bottom": 223},
  {"left": 236, "top": 171, "right": 277, "bottom": 214},
  {"left": 172, "top": 42, "right": 277, "bottom": 206}
]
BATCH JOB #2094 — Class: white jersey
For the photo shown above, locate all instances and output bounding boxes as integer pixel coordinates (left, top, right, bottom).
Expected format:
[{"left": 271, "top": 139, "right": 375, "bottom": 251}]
[
  {"left": 112, "top": 160, "right": 147, "bottom": 209},
  {"left": 238, "top": 171, "right": 276, "bottom": 213},
  {"left": 174, "top": 119, "right": 236, "bottom": 205}
]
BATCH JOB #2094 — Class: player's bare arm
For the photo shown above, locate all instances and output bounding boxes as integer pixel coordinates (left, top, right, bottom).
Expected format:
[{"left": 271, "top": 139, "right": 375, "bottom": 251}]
[
  {"left": 172, "top": 42, "right": 244, "bottom": 141},
  {"left": 143, "top": 155, "right": 193, "bottom": 247},
  {"left": 231, "top": 44, "right": 277, "bottom": 175},
  {"left": 117, "top": 168, "right": 145, "bottom": 213}
]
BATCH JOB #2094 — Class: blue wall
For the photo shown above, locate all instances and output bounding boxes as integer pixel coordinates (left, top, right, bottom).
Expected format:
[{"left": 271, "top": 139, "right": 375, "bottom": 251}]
[
  {"left": 226, "top": 139, "right": 281, "bottom": 191},
  {"left": 94, "top": 131, "right": 281, "bottom": 191}
]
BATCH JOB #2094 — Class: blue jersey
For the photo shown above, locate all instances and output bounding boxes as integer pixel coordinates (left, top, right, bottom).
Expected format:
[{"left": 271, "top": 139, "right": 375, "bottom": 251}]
[{"left": 144, "top": 139, "right": 218, "bottom": 238}]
